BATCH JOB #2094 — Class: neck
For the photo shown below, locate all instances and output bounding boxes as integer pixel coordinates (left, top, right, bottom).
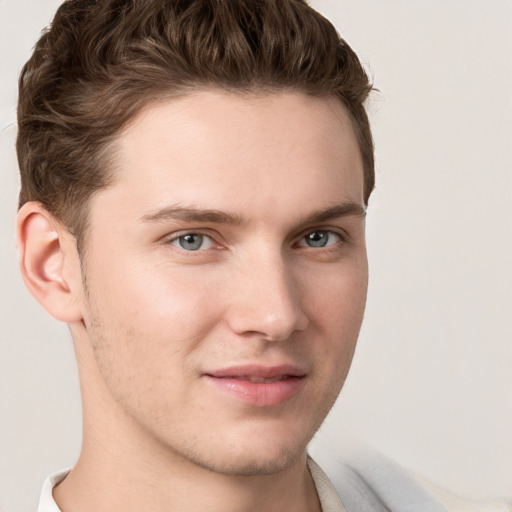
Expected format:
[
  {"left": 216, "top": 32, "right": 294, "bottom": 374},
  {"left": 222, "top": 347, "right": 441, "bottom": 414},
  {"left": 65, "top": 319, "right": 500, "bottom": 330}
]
[
  {"left": 54, "top": 450, "right": 319, "bottom": 512},
  {"left": 53, "top": 426, "right": 320, "bottom": 512},
  {"left": 53, "top": 333, "right": 321, "bottom": 512}
]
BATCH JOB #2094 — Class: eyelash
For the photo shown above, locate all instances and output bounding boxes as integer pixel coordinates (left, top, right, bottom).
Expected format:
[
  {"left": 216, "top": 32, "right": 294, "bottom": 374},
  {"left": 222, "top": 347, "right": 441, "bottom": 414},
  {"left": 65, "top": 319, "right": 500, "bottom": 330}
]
[
  {"left": 164, "top": 228, "right": 347, "bottom": 253},
  {"left": 295, "top": 229, "right": 346, "bottom": 250},
  {"left": 165, "top": 231, "right": 220, "bottom": 252}
]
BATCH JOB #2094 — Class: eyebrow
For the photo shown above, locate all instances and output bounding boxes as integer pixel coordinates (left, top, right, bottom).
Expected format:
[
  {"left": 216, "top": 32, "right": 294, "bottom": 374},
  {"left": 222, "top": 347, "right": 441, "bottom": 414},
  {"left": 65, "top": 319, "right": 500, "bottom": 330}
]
[
  {"left": 140, "top": 206, "right": 245, "bottom": 225},
  {"left": 297, "top": 202, "right": 367, "bottom": 225},
  {"left": 140, "top": 201, "right": 366, "bottom": 226}
]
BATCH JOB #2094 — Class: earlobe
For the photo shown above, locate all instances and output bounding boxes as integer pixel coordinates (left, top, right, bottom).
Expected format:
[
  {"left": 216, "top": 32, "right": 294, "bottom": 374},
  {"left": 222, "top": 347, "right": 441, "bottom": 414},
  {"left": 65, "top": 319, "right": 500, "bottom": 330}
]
[{"left": 17, "top": 202, "right": 83, "bottom": 323}]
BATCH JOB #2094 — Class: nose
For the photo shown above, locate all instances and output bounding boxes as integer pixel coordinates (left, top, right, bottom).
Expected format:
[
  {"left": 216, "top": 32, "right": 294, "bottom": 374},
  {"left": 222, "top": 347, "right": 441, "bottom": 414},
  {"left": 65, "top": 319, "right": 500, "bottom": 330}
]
[{"left": 225, "top": 253, "right": 309, "bottom": 342}]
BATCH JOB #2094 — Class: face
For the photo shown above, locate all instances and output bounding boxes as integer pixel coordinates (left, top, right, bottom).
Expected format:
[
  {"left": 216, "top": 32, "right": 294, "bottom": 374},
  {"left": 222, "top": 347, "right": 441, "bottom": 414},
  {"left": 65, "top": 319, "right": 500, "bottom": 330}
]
[{"left": 76, "top": 90, "right": 368, "bottom": 476}]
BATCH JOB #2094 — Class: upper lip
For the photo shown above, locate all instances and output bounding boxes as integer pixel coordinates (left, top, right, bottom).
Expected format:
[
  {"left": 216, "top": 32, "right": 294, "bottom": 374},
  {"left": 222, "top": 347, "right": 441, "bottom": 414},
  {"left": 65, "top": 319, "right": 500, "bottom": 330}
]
[{"left": 205, "top": 364, "right": 306, "bottom": 379}]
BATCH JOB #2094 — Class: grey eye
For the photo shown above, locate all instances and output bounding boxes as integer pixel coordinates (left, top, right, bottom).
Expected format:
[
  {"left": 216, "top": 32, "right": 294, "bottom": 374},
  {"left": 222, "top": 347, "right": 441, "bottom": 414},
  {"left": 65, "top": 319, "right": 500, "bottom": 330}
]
[
  {"left": 300, "top": 230, "right": 341, "bottom": 248},
  {"left": 174, "top": 233, "right": 208, "bottom": 251},
  {"left": 305, "top": 231, "right": 329, "bottom": 247},
  {"left": 168, "top": 232, "right": 216, "bottom": 252}
]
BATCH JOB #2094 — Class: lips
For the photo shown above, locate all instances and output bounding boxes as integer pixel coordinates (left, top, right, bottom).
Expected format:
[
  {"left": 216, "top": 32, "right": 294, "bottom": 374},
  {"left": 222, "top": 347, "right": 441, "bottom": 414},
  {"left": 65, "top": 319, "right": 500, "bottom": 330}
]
[
  {"left": 232, "top": 375, "right": 289, "bottom": 383},
  {"left": 204, "top": 365, "right": 306, "bottom": 407}
]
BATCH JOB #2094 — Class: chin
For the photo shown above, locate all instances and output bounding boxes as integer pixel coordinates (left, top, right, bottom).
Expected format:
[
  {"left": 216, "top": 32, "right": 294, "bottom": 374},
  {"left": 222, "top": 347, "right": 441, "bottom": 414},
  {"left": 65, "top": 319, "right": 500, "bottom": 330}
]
[
  {"left": 181, "top": 423, "right": 314, "bottom": 477},
  {"left": 191, "top": 446, "right": 304, "bottom": 477}
]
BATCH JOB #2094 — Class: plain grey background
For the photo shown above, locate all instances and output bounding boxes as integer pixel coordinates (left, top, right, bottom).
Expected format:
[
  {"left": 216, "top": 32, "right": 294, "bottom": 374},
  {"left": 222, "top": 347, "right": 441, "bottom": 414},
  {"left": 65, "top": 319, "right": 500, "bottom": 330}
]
[{"left": 1, "top": 1, "right": 511, "bottom": 510}]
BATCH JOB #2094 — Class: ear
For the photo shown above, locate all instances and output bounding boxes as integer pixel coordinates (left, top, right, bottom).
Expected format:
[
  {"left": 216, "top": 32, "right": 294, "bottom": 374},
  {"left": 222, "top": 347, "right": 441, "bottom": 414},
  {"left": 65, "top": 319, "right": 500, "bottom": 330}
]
[{"left": 17, "top": 202, "right": 83, "bottom": 323}]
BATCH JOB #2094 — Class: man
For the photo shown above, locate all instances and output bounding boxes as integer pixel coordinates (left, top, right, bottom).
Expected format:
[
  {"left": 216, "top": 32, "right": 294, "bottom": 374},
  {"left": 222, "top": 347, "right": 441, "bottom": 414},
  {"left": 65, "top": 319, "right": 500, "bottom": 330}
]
[{"left": 14, "top": 1, "right": 510, "bottom": 511}]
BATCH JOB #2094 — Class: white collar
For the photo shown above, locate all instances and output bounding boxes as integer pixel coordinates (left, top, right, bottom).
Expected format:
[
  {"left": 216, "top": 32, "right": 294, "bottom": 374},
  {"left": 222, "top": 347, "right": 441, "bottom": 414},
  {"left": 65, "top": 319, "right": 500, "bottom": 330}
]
[{"left": 37, "top": 468, "right": 70, "bottom": 512}]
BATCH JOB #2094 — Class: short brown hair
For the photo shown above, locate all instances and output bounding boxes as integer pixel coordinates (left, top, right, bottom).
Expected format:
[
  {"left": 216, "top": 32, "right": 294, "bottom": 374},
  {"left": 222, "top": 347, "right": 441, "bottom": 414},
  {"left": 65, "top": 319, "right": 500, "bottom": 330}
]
[{"left": 17, "top": 0, "right": 374, "bottom": 249}]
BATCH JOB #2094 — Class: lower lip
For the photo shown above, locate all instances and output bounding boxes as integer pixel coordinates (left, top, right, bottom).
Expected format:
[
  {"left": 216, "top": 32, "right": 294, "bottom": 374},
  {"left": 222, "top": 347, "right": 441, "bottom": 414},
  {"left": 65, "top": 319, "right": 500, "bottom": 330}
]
[{"left": 204, "top": 376, "right": 305, "bottom": 407}]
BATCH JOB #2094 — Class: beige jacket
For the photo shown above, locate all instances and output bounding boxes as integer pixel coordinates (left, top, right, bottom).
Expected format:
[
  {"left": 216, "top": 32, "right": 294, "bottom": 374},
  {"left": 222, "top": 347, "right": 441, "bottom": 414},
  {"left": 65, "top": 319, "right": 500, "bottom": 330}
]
[{"left": 308, "top": 451, "right": 511, "bottom": 512}]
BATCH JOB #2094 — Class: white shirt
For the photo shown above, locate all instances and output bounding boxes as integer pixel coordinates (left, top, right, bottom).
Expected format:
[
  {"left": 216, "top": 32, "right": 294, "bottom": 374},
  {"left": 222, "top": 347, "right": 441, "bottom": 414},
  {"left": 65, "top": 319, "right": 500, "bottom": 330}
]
[{"left": 37, "top": 469, "right": 69, "bottom": 512}]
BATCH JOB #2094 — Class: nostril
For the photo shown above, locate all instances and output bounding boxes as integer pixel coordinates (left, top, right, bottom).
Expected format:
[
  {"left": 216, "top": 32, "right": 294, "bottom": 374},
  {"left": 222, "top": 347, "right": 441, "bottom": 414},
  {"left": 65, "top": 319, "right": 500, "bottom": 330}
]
[{"left": 227, "top": 306, "right": 308, "bottom": 342}]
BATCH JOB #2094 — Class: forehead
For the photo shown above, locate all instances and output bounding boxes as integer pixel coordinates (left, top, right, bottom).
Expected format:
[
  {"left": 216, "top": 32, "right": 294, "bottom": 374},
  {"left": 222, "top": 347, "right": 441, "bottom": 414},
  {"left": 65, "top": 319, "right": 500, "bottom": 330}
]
[{"left": 93, "top": 90, "right": 364, "bottom": 223}]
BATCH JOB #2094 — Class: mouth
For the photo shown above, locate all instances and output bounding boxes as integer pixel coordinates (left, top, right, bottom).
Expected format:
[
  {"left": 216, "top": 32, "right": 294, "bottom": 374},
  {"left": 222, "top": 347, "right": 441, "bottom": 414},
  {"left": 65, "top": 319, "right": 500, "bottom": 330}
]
[
  {"left": 221, "top": 375, "right": 292, "bottom": 383},
  {"left": 203, "top": 365, "right": 306, "bottom": 407}
]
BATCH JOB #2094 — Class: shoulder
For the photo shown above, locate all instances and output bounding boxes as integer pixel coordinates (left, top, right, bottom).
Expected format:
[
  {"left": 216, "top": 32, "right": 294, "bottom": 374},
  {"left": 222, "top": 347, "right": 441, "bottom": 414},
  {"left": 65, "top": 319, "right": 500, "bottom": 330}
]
[
  {"left": 309, "top": 445, "right": 511, "bottom": 512},
  {"left": 415, "top": 474, "right": 512, "bottom": 512}
]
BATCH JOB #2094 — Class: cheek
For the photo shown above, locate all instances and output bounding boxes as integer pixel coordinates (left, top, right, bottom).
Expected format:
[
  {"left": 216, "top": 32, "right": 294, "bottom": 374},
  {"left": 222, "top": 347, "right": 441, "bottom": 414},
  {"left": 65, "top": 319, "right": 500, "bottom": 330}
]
[
  {"left": 84, "top": 255, "right": 225, "bottom": 372},
  {"left": 83, "top": 260, "right": 228, "bottom": 421},
  {"left": 94, "top": 250, "right": 220, "bottom": 317},
  {"left": 305, "top": 260, "right": 368, "bottom": 332},
  {"left": 303, "top": 260, "right": 368, "bottom": 385}
]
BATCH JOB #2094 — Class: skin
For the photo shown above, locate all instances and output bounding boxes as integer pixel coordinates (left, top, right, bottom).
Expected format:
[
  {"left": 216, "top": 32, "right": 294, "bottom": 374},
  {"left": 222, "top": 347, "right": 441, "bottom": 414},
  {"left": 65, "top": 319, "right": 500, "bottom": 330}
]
[{"left": 18, "top": 90, "right": 368, "bottom": 512}]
